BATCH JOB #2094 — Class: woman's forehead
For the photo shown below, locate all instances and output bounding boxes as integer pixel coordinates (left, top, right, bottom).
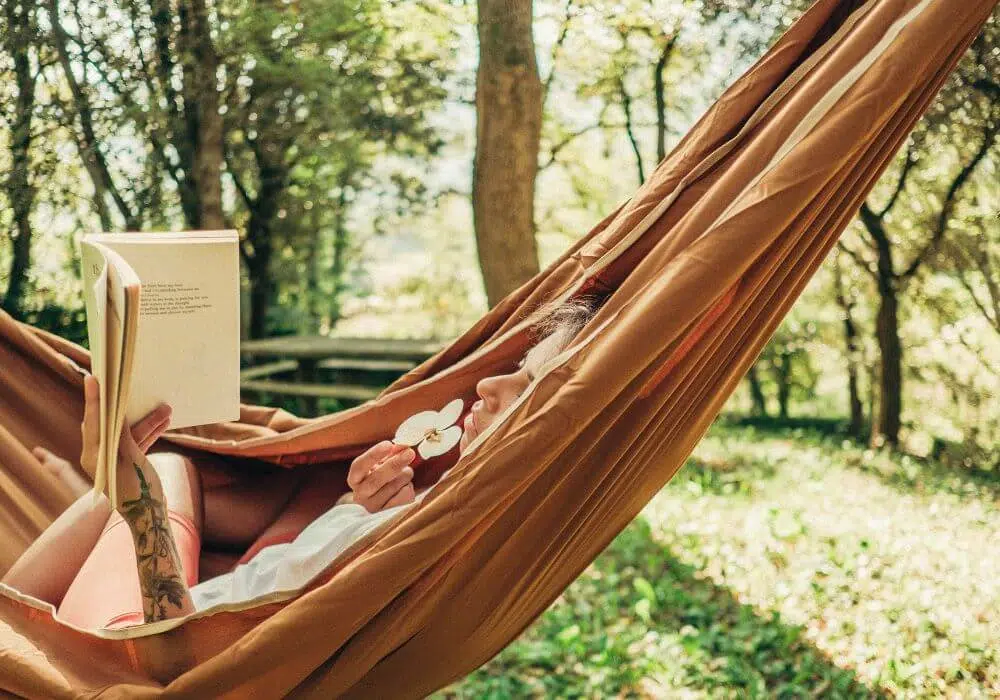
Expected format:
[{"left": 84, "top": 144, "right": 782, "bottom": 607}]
[{"left": 523, "top": 331, "right": 566, "bottom": 372}]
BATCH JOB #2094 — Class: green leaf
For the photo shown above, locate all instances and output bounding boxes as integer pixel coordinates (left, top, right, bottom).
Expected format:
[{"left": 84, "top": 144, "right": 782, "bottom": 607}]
[{"left": 633, "top": 576, "right": 657, "bottom": 603}]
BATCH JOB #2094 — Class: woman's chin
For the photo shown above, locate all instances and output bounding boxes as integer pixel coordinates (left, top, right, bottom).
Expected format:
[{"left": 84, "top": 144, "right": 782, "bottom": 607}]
[{"left": 459, "top": 424, "right": 478, "bottom": 454}]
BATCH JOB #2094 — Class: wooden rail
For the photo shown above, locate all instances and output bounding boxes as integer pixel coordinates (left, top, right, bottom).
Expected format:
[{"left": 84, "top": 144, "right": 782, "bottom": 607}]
[{"left": 239, "top": 336, "right": 443, "bottom": 416}]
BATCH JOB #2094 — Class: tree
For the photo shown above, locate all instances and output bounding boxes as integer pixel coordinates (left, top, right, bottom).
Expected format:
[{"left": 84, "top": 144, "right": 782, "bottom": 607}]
[
  {"left": 473, "top": 0, "right": 543, "bottom": 308},
  {"left": 0, "top": 1, "right": 43, "bottom": 318},
  {"left": 43, "top": 0, "right": 224, "bottom": 231},
  {"left": 941, "top": 53, "right": 1000, "bottom": 341},
  {"left": 842, "top": 91, "right": 998, "bottom": 446},
  {"left": 37, "top": 0, "right": 449, "bottom": 337},
  {"left": 758, "top": 318, "right": 818, "bottom": 420},
  {"left": 745, "top": 362, "right": 769, "bottom": 417},
  {"left": 224, "top": 0, "right": 447, "bottom": 336},
  {"left": 832, "top": 249, "right": 866, "bottom": 438}
]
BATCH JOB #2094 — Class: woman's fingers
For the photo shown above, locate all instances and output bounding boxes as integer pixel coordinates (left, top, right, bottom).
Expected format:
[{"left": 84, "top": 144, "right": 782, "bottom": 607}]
[
  {"left": 365, "top": 474, "right": 416, "bottom": 513},
  {"left": 79, "top": 376, "right": 100, "bottom": 473},
  {"left": 355, "top": 450, "right": 414, "bottom": 500},
  {"left": 381, "top": 483, "right": 416, "bottom": 510},
  {"left": 347, "top": 441, "right": 406, "bottom": 490},
  {"left": 136, "top": 416, "right": 171, "bottom": 453},
  {"left": 130, "top": 404, "right": 172, "bottom": 453},
  {"left": 81, "top": 376, "right": 98, "bottom": 438}
]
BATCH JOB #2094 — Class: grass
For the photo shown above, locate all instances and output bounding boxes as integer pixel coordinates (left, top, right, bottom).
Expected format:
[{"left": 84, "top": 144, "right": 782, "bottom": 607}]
[{"left": 437, "top": 423, "right": 1000, "bottom": 699}]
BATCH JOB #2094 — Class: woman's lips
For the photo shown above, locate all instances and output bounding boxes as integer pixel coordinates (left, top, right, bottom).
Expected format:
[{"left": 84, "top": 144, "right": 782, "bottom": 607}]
[{"left": 464, "top": 408, "right": 484, "bottom": 444}]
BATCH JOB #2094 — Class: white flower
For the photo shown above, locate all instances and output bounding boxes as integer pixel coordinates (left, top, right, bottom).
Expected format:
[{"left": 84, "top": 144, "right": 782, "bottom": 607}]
[{"left": 393, "top": 398, "right": 464, "bottom": 459}]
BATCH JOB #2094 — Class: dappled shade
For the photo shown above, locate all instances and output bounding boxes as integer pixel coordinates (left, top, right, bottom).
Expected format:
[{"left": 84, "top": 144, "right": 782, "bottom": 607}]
[{"left": 0, "top": 0, "right": 996, "bottom": 696}]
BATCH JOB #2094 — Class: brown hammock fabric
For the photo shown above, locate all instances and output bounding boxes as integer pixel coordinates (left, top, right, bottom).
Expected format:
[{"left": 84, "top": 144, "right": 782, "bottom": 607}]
[{"left": 1, "top": 0, "right": 996, "bottom": 696}]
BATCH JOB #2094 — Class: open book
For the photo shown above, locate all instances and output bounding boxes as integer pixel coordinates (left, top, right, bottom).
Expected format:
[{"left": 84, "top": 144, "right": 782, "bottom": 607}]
[{"left": 80, "top": 230, "right": 241, "bottom": 507}]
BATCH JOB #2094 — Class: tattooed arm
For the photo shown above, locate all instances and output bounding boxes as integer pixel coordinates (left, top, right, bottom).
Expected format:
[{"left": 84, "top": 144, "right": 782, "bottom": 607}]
[{"left": 116, "top": 456, "right": 196, "bottom": 622}]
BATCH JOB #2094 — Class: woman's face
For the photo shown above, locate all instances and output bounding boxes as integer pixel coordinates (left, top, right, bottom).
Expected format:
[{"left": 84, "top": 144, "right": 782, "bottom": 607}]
[{"left": 458, "top": 331, "right": 567, "bottom": 454}]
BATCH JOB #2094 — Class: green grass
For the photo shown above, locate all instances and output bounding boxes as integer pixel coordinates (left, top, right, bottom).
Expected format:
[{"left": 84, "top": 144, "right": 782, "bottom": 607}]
[{"left": 437, "top": 423, "right": 1000, "bottom": 699}]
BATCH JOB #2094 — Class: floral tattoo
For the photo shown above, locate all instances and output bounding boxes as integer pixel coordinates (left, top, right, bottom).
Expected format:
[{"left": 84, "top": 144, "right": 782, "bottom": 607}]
[{"left": 119, "top": 465, "right": 189, "bottom": 622}]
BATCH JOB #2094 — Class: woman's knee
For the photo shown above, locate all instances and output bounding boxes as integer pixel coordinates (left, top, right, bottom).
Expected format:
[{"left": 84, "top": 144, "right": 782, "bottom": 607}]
[{"left": 147, "top": 452, "right": 203, "bottom": 532}]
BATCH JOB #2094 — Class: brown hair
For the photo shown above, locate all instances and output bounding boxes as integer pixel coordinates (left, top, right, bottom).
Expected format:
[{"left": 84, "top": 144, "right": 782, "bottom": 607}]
[{"left": 528, "top": 294, "right": 603, "bottom": 353}]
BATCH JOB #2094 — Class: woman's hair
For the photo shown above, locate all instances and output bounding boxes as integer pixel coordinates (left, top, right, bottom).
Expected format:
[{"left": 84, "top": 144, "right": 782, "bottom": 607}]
[{"left": 528, "top": 294, "right": 603, "bottom": 352}]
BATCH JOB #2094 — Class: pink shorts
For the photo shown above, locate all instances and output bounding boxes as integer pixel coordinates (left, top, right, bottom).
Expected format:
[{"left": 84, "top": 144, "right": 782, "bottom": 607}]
[{"left": 57, "top": 509, "right": 200, "bottom": 630}]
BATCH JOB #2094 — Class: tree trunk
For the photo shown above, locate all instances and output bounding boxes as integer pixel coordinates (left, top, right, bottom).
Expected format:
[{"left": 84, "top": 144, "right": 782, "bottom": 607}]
[
  {"left": 304, "top": 215, "right": 322, "bottom": 334},
  {"left": 844, "top": 314, "right": 865, "bottom": 439},
  {"left": 746, "top": 363, "right": 768, "bottom": 417},
  {"left": 653, "top": 35, "right": 678, "bottom": 163},
  {"left": 867, "top": 357, "right": 879, "bottom": 443},
  {"left": 2, "top": 1, "right": 37, "bottom": 319},
  {"left": 859, "top": 203, "right": 903, "bottom": 447},
  {"left": 246, "top": 236, "right": 272, "bottom": 339},
  {"left": 619, "top": 79, "right": 645, "bottom": 184},
  {"left": 327, "top": 177, "right": 351, "bottom": 330},
  {"left": 775, "top": 352, "right": 792, "bottom": 419},
  {"left": 473, "top": 0, "right": 542, "bottom": 308},
  {"left": 47, "top": 0, "right": 135, "bottom": 230},
  {"left": 244, "top": 164, "right": 282, "bottom": 338},
  {"left": 187, "top": 0, "right": 224, "bottom": 229},
  {"left": 833, "top": 255, "right": 865, "bottom": 438},
  {"left": 874, "top": 279, "right": 903, "bottom": 446}
]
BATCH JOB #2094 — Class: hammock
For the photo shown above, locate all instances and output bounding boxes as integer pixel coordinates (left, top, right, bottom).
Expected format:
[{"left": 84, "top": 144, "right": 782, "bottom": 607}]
[{"left": 0, "top": 0, "right": 994, "bottom": 695}]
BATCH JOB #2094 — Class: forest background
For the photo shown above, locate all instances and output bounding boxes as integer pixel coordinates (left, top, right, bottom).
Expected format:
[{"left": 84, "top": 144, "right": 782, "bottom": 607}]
[{"left": 1, "top": 2, "right": 999, "bottom": 694}]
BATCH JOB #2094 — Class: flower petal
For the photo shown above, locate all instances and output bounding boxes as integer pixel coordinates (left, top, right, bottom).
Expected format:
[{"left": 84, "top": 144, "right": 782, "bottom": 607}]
[
  {"left": 394, "top": 410, "right": 440, "bottom": 446},
  {"left": 434, "top": 398, "right": 465, "bottom": 430},
  {"left": 417, "top": 425, "right": 463, "bottom": 459}
]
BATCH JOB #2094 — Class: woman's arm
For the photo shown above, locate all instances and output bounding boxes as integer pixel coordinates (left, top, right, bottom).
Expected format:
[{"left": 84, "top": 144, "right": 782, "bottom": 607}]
[
  {"left": 1, "top": 376, "right": 173, "bottom": 607},
  {"left": 82, "top": 372, "right": 194, "bottom": 623},
  {"left": 116, "top": 455, "right": 195, "bottom": 622}
]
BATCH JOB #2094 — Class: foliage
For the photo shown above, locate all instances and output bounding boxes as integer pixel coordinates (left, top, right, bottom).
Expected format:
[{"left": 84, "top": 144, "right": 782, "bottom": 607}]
[
  {"left": 439, "top": 422, "right": 1000, "bottom": 698},
  {"left": 1, "top": 1, "right": 997, "bottom": 454}
]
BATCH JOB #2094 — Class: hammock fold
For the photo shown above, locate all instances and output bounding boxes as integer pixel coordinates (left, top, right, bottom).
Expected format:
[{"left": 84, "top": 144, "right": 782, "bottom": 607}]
[{"left": 0, "top": 0, "right": 995, "bottom": 696}]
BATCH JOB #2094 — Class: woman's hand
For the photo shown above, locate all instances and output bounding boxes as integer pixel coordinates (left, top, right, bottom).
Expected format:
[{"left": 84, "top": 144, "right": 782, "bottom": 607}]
[
  {"left": 79, "top": 375, "right": 172, "bottom": 498},
  {"left": 347, "top": 441, "right": 416, "bottom": 513}
]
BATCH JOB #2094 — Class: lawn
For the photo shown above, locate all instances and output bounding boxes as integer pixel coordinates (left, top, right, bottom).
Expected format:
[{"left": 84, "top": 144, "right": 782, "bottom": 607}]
[{"left": 438, "top": 423, "right": 999, "bottom": 699}]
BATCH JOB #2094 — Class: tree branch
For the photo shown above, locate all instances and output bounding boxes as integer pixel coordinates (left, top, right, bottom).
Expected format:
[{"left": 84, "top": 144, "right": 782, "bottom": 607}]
[
  {"left": 46, "top": 0, "right": 137, "bottom": 229},
  {"left": 541, "top": 0, "right": 574, "bottom": 106},
  {"left": 875, "top": 143, "right": 917, "bottom": 217},
  {"left": 226, "top": 152, "right": 254, "bottom": 209},
  {"left": 619, "top": 78, "right": 645, "bottom": 184},
  {"left": 836, "top": 240, "right": 878, "bottom": 281},
  {"left": 540, "top": 121, "right": 605, "bottom": 170},
  {"left": 654, "top": 33, "right": 680, "bottom": 163},
  {"left": 900, "top": 117, "right": 999, "bottom": 280}
]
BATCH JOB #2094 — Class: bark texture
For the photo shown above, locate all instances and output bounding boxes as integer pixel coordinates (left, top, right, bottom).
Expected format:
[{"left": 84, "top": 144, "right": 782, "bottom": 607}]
[
  {"left": 1, "top": 0, "right": 38, "bottom": 318},
  {"left": 186, "top": 0, "right": 225, "bottom": 229},
  {"left": 833, "top": 253, "right": 865, "bottom": 439},
  {"left": 473, "top": 0, "right": 542, "bottom": 308}
]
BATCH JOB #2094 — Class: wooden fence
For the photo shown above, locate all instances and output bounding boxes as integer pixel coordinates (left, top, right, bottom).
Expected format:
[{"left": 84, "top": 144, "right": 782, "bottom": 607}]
[{"left": 240, "top": 336, "right": 443, "bottom": 417}]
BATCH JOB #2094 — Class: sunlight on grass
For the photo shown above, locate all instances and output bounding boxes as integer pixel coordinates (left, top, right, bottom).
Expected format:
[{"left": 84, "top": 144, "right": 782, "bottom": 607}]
[{"left": 438, "top": 424, "right": 999, "bottom": 699}]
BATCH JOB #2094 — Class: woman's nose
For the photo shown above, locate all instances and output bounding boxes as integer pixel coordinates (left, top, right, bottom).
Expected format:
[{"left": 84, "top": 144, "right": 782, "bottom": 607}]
[{"left": 476, "top": 376, "right": 499, "bottom": 411}]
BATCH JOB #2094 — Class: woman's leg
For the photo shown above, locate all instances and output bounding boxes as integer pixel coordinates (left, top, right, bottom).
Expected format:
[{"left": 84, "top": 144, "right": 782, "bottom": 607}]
[
  {"left": 32, "top": 447, "right": 90, "bottom": 498},
  {"left": 4, "top": 446, "right": 312, "bottom": 605},
  {"left": 234, "top": 464, "right": 350, "bottom": 564},
  {"left": 197, "top": 456, "right": 304, "bottom": 550},
  {"left": 147, "top": 451, "right": 203, "bottom": 533},
  {"left": 1, "top": 490, "right": 113, "bottom": 606},
  {"left": 1, "top": 451, "right": 204, "bottom": 608}
]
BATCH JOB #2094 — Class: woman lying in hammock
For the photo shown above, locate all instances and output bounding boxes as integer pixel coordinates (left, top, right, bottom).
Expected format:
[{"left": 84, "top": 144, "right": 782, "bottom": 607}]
[{"left": 2, "top": 298, "right": 598, "bottom": 629}]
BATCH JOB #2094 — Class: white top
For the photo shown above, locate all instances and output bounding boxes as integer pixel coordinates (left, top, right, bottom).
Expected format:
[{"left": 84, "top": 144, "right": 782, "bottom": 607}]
[{"left": 188, "top": 495, "right": 422, "bottom": 611}]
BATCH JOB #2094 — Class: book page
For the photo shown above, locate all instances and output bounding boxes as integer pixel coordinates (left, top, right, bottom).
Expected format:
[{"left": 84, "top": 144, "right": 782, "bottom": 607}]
[
  {"left": 101, "top": 246, "right": 140, "bottom": 508},
  {"left": 80, "top": 242, "right": 109, "bottom": 497},
  {"left": 87, "top": 231, "right": 241, "bottom": 430}
]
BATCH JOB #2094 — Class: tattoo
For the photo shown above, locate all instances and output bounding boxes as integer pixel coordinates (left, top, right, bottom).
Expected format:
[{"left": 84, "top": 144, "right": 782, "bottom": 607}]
[{"left": 119, "top": 465, "right": 190, "bottom": 622}]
